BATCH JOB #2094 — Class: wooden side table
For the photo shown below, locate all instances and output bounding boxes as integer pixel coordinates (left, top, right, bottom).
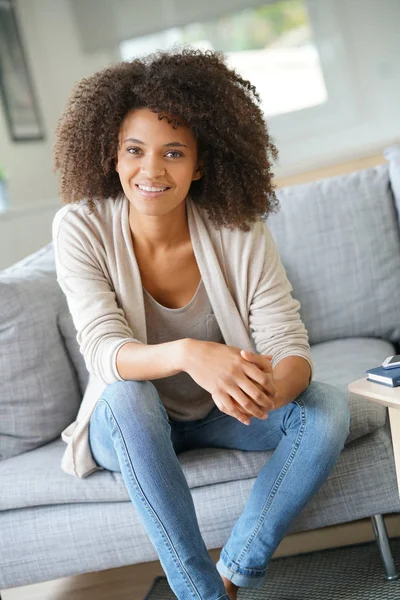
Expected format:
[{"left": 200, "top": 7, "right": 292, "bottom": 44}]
[{"left": 348, "top": 377, "right": 400, "bottom": 581}]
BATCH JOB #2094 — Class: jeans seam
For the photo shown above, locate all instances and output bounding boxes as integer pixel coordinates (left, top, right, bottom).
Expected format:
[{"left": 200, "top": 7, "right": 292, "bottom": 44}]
[
  {"left": 99, "top": 398, "right": 202, "bottom": 600},
  {"left": 235, "top": 398, "right": 307, "bottom": 568}
]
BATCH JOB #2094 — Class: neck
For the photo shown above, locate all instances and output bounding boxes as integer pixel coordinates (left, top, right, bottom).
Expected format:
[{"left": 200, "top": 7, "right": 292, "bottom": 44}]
[{"left": 129, "top": 201, "right": 190, "bottom": 257}]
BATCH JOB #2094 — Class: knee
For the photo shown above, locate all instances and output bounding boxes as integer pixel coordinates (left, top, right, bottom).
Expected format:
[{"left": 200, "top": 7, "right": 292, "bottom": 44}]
[
  {"left": 299, "top": 381, "right": 351, "bottom": 447},
  {"left": 99, "top": 379, "right": 168, "bottom": 423}
]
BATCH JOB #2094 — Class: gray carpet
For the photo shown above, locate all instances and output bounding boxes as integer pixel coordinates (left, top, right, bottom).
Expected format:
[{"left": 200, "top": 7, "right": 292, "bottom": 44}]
[{"left": 144, "top": 537, "right": 400, "bottom": 599}]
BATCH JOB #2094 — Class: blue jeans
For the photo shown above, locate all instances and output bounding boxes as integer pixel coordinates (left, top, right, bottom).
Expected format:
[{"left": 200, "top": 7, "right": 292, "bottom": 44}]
[{"left": 88, "top": 380, "right": 350, "bottom": 600}]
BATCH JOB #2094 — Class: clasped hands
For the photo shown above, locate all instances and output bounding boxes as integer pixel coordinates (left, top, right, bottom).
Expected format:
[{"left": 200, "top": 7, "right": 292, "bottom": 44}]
[
  {"left": 206, "top": 348, "right": 277, "bottom": 426},
  {"left": 233, "top": 350, "right": 278, "bottom": 425},
  {"left": 184, "top": 340, "right": 279, "bottom": 427}
]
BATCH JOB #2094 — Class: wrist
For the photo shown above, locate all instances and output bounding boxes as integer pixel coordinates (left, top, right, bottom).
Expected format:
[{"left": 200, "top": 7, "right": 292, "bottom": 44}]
[{"left": 172, "top": 338, "right": 195, "bottom": 374}]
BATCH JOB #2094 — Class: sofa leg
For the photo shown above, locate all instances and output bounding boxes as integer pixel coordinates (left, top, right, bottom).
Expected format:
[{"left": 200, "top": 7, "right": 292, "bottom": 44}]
[{"left": 371, "top": 514, "right": 399, "bottom": 580}]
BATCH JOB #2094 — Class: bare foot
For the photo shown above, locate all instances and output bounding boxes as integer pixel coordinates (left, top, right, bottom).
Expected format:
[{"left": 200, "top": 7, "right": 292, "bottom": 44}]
[{"left": 221, "top": 574, "right": 238, "bottom": 600}]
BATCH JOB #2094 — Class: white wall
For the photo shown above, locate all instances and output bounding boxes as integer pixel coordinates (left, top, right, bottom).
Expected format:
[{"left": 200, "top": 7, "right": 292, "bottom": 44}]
[
  {"left": 0, "top": 0, "right": 399, "bottom": 269},
  {"left": 0, "top": 0, "right": 116, "bottom": 268}
]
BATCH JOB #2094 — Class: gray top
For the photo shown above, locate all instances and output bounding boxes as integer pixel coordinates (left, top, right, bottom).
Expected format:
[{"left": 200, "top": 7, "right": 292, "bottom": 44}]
[{"left": 143, "top": 278, "right": 224, "bottom": 421}]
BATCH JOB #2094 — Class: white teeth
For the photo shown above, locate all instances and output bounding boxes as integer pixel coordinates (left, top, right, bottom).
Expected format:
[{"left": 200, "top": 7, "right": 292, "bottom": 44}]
[{"left": 138, "top": 185, "right": 168, "bottom": 192}]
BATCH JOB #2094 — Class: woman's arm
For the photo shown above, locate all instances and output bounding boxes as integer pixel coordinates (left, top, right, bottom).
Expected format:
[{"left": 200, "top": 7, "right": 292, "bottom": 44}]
[
  {"left": 241, "top": 351, "right": 311, "bottom": 411},
  {"left": 53, "top": 208, "right": 140, "bottom": 384},
  {"left": 116, "top": 339, "right": 187, "bottom": 380},
  {"left": 273, "top": 355, "right": 312, "bottom": 408},
  {"left": 248, "top": 220, "right": 313, "bottom": 379}
]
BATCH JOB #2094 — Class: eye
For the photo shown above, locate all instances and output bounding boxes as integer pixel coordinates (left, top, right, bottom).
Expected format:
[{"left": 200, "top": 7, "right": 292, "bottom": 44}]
[
  {"left": 166, "top": 150, "right": 183, "bottom": 158},
  {"left": 127, "top": 146, "right": 142, "bottom": 155}
]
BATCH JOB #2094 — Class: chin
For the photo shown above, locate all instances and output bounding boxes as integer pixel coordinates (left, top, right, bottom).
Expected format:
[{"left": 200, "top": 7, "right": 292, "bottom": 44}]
[
  {"left": 132, "top": 200, "right": 172, "bottom": 216},
  {"left": 131, "top": 194, "right": 186, "bottom": 215}
]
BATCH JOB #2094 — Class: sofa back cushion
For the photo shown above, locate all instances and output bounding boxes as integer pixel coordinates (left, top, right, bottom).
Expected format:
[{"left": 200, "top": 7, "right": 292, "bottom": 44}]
[
  {"left": 268, "top": 154, "right": 400, "bottom": 346},
  {"left": 386, "top": 145, "right": 400, "bottom": 219},
  {"left": 0, "top": 243, "right": 87, "bottom": 460}
]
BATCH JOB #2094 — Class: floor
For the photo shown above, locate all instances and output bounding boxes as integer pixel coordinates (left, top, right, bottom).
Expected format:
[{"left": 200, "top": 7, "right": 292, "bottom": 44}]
[{"left": 3, "top": 515, "right": 400, "bottom": 600}]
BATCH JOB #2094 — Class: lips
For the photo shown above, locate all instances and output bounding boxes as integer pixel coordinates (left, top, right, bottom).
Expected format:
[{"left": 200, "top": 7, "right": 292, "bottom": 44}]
[
  {"left": 135, "top": 184, "right": 171, "bottom": 198},
  {"left": 136, "top": 183, "right": 170, "bottom": 190}
]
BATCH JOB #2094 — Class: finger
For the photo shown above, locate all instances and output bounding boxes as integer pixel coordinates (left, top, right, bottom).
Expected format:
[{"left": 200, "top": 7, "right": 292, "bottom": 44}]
[
  {"left": 238, "top": 376, "right": 276, "bottom": 410},
  {"left": 241, "top": 363, "right": 277, "bottom": 398},
  {"left": 231, "top": 398, "right": 257, "bottom": 420},
  {"left": 240, "top": 350, "right": 273, "bottom": 373},
  {"left": 226, "top": 384, "right": 270, "bottom": 419},
  {"left": 241, "top": 350, "right": 273, "bottom": 362},
  {"left": 212, "top": 392, "right": 252, "bottom": 425},
  {"left": 230, "top": 398, "right": 269, "bottom": 422}
]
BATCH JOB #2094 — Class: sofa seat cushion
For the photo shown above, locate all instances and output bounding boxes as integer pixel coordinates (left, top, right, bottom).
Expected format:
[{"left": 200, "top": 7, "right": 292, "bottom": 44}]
[
  {"left": 311, "top": 336, "right": 394, "bottom": 444},
  {"left": 0, "top": 334, "right": 391, "bottom": 511},
  {"left": 1, "top": 424, "right": 400, "bottom": 590},
  {"left": 0, "top": 438, "right": 273, "bottom": 510},
  {"left": 1, "top": 425, "right": 400, "bottom": 590}
]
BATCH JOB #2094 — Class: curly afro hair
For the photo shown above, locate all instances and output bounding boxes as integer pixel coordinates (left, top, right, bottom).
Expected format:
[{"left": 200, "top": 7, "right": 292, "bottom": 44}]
[{"left": 54, "top": 46, "right": 279, "bottom": 231}]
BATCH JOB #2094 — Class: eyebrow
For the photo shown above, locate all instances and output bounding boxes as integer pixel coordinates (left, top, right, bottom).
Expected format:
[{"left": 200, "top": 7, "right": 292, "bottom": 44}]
[{"left": 122, "top": 137, "right": 187, "bottom": 148}]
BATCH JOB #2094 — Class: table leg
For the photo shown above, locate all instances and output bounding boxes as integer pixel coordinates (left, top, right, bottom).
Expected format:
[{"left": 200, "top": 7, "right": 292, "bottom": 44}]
[
  {"left": 388, "top": 407, "right": 400, "bottom": 498},
  {"left": 371, "top": 515, "right": 398, "bottom": 580}
]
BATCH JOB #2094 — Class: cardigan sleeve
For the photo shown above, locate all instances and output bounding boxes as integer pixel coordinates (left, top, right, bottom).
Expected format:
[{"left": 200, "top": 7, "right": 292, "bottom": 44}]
[
  {"left": 52, "top": 208, "right": 141, "bottom": 384},
  {"left": 248, "top": 220, "right": 313, "bottom": 380}
]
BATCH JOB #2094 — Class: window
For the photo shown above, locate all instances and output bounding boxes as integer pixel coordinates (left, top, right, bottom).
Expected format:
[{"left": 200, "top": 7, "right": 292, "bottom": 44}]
[
  {"left": 120, "top": 0, "right": 327, "bottom": 119},
  {"left": 119, "top": 0, "right": 400, "bottom": 172}
]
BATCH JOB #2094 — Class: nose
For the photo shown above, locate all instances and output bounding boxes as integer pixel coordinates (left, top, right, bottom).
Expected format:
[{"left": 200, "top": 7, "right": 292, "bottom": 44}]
[{"left": 140, "top": 153, "right": 166, "bottom": 178}]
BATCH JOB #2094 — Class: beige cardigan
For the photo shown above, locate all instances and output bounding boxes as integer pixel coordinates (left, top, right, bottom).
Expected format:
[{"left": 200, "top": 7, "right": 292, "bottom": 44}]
[{"left": 52, "top": 194, "right": 313, "bottom": 478}]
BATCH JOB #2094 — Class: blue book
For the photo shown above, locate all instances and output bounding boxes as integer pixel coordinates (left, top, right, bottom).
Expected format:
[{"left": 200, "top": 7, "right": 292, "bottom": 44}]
[{"left": 365, "top": 365, "right": 400, "bottom": 387}]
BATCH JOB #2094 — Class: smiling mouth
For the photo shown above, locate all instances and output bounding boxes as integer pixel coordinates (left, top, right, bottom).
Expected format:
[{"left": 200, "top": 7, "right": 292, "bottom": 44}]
[
  {"left": 135, "top": 184, "right": 171, "bottom": 197},
  {"left": 136, "top": 184, "right": 170, "bottom": 191}
]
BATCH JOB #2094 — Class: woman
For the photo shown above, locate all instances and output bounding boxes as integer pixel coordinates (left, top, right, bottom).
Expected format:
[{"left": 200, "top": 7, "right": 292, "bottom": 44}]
[{"left": 52, "top": 48, "right": 350, "bottom": 600}]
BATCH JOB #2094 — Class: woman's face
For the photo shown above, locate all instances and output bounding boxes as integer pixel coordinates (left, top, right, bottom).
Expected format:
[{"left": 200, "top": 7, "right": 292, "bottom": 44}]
[{"left": 115, "top": 107, "right": 201, "bottom": 217}]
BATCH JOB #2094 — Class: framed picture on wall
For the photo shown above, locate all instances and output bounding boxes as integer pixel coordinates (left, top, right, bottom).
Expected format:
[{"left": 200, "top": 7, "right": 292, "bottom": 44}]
[{"left": 0, "top": 0, "right": 44, "bottom": 141}]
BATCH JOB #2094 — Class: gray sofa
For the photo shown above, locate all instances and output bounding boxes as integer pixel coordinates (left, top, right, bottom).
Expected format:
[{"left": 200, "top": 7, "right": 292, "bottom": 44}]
[{"left": 2, "top": 145, "right": 400, "bottom": 595}]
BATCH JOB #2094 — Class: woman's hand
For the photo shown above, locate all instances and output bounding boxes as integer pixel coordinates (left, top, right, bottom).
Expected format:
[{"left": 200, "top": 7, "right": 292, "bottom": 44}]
[
  {"left": 182, "top": 340, "right": 277, "bottom": 425},
  {"left": 240, "top": 350, "right": 279, "bottom": 414}
]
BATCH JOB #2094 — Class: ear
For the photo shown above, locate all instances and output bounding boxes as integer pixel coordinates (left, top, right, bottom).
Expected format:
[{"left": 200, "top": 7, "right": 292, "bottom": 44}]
[{"left": 192, "top": 162, "right": 203, "bottom": 181}]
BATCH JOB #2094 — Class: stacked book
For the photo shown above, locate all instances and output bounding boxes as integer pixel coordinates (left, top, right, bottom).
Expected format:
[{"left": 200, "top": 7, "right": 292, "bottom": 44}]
[{"left": 366, "top": 366, "right": 400, "bottom": 387}]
